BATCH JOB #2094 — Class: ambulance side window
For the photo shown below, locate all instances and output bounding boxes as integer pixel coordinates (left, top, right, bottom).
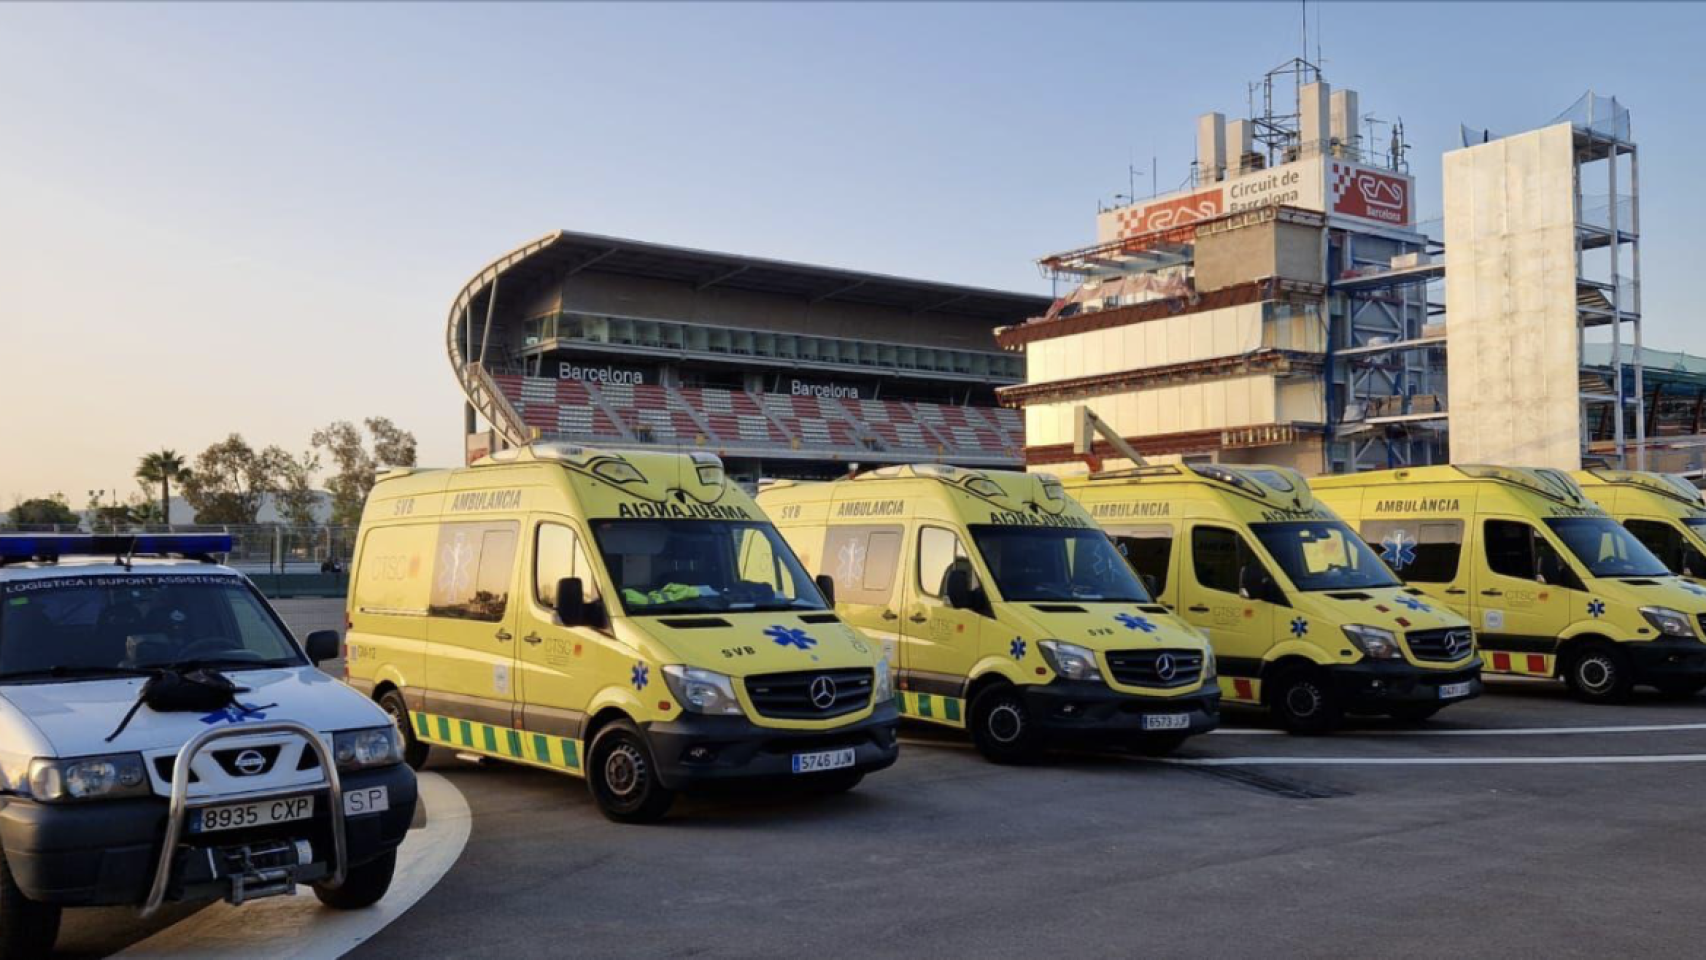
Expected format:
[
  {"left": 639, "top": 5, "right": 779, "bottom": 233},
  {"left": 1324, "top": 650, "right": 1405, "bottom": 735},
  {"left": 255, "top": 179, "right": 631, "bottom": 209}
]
[
  {"left": 1191, "top": 526, "right": 1257, "bottom": 595},
  {"left": 1624, "top": 520, "right": 1706, "bottom": 578},
  {"left": 1484, "top": 520, "right": 1575, "bottom": 587},
  {"left": 1359, "top": 520, "right": 1464, "bottom": 583},
  {"left": 822, "top": 525, "right": 904, "bottom": 604},
  {"left": 534, "top": 522, "right": 602, "bottom": 607},
  {"left": 1109, "top": 525, "right": 1173, "bottom": 594},
  {"left": 917, "top": 526, "right": 975, "bottom": 598},
  {"left": 428, "top": 521, "right": 519, "bottom": 622}
]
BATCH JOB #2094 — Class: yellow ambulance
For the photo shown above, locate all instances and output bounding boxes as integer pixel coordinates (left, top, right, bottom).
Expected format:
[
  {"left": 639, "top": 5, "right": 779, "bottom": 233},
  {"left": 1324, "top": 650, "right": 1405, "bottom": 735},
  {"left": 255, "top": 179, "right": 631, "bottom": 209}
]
[
  {"left": 757, "top": 464, "right": 1220, "bottom": 762},
  {"left": 342, "top": 443, "right": 897, "bottom": 823},
  {"left": 1064, "top": 464, "right": 1481, "bottom": 733},
  {"left": 1314, "top": 464, "right": 1706, "bottom": 702},
  {"left": 1574, "top": 469, "right": 1706, "bottom": 583}
]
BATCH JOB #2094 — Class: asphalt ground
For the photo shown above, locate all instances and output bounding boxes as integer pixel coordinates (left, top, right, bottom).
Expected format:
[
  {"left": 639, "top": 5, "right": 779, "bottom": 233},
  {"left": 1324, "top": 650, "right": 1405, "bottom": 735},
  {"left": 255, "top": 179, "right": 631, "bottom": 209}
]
[{"left": 55, "top": 600, "right": 1706, "bottom": 957}]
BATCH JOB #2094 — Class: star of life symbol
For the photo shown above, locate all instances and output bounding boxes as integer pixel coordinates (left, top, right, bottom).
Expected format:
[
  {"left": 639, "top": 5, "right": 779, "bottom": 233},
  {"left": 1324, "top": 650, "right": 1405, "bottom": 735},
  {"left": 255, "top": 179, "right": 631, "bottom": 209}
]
[
  {"left": 1115, "top": 613, "right": 1157, "bottom": 633},
  {"left": 1381, "top": 529, "right": 1417, "bottom": 570},
  {"left": 1395, "top": 595, "right": 1431, "bottom": 613},
  {"left": 437, "top": 530, "right": 476, "bottom": 599},
  {"left": 835, "top": 538, "right": 867, "bottom": 590},
  {"left": 1290, "top": 617, "right": 1309, "bottom": 637},
  {"left": 201, "top": 702, "right": 267, "bottom": 725},
  {"left": 765, "top": 626, "right": 817, "bottom": 650}
]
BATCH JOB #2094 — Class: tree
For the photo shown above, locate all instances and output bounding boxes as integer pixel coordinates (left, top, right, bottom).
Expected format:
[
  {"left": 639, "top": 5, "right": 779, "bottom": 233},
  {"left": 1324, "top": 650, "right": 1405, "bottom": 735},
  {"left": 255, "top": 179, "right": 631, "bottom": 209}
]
[
  {"left": 313, "top": 417, "right": 418, "bottom": 527},
  {"left": 125, "top": 490, "right": 166, "bottom": 526},
  {"left": 135, "top": 449, "right": 191, "bottom": 526},
  {"left": 274, "top": 449, "right": 322, "bottom": 528},
  {"left": 180, "top": 434, "right": 287, "bottom": 525},
  {"left": 7, "top": 494, "right": 79, "bottom": 529}
]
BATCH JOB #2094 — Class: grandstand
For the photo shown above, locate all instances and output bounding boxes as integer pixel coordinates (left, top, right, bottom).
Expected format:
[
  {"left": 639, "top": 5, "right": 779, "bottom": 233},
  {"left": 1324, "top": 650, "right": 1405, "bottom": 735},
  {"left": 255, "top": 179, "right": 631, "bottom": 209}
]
[{"left": 449, "top": 231, "right": 1049, "bottom": 481}]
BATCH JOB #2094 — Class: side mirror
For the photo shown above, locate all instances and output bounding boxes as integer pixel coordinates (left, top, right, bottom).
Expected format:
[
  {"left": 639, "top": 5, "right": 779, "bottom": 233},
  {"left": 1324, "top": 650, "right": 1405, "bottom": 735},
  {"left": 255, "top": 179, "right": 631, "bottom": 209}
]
[
  {"left": 814, "top": 573, "right": 837, "bottom": 606},
  {"left": 305, "top": 630, "right": 341, "bottom": 666},
  {"left": 1238, "top": 565, "right": 1277, "bottom": 603},
  {"left": 945, "top": 567, "right": 977, "bottom": 611},
  {"left": 556, "top": 576, "right": 586, "bottom": 626},
  {"left": 1139, "top": 573, "right": 1159, "bottom": 597}
]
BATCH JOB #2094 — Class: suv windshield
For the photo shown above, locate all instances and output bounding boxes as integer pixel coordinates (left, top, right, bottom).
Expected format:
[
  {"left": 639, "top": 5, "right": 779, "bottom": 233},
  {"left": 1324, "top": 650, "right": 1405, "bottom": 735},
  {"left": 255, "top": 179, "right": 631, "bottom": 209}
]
[
  {"left": 967, "top": 525, "right": 1151, "bottom": 603},
  {"left": 1251, "top": 521, "right": 1401, "bottom": 591},
  {"left": 591, "top": 520, "right": 826, "bottom": 615},
  {"left": 1544, "top": 517, "right": 1671, "bottom": 578},
  {"left": 0, "top": 573, "right": 303, "bottom": 682}
]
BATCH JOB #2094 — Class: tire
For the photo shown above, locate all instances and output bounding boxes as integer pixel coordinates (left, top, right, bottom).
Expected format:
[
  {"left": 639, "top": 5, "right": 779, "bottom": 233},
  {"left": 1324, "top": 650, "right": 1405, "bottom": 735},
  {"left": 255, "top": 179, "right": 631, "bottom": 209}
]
[
  {"left": 379, "top": 689, "right": 430, "bottom": 770},
  {"left": 807, "top": 770, "right": 864, "bottom": 794},
  {"left": 1567, "top": 643, "right": 1634, "bottom": 704},
  {"left": 1654, "top": 678, "right": 1706, "bottom": 700},
  {"left": 1388, "top": 704, "right": 1442, "bottom": 724},
  {"left": 969, "top": 684, "right": 1045, "bottom": 765},
  {"left": 1127, "top": 732, "right": 1191, "bottom": 757},
  {"left": 587, "top": 720, "right": 677, "bottom": 824},
  {"left": 1269, "top": 666, "right": 1344, "bottom": 735},
  {"left": 0, "top": 851, "right": 61, "bottom": 959},
  {"left": 313, "top": 849, "right": 396, "bottom": 910}
]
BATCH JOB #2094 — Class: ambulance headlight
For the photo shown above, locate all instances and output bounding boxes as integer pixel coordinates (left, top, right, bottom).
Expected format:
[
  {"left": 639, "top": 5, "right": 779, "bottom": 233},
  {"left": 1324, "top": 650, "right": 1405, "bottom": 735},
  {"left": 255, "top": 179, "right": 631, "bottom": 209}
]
[
  {"left": 1640, "top": 606, "right": 1697, "bottom": 639},
  {"left": 873, "top": 656, "right": 894, "bottom": 703},
  {"left": 663, "top": 666, "right": 745, "bottom": 716},
  {"left": 1343, "top": 624, "right": 1403, "bottom": 660},
  {"left": 1038, "top": 641, "right": 1104, "bottom": 683},
  {"left": 1201, "top": 647, "right": 1217, "bottom": 681},
  {"left": 26, "top": 753, "right": 149, "bottom": 802},
  {"left": 334, "top": 726, "right": 405, "bottom": 771}
]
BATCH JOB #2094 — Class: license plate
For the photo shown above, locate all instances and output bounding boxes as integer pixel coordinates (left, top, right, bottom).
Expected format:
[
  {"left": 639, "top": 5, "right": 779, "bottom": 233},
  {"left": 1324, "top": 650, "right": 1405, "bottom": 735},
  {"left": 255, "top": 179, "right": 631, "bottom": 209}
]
[
  {"left": 343, "top": 785, "right": 389, "bottom": 817},
  {"left": 1439, "top": 681, "right": 1473, "bottom": 700},
  {"left": 193, "top": 795, "right": 315, "bottom": 833},
  {"left": 1142, "top": 714, "right": 1191, "bottom": 731},
  {"left": 791, "top": 748, "right": 855, "bottom": 774}
]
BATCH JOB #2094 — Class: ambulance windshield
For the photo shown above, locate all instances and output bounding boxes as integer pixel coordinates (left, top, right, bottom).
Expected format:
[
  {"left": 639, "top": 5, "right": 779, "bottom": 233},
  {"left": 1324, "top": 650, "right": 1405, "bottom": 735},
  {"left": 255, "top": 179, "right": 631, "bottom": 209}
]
[
  {"left": 1251, "top": 521, "right": 1402, "bottom": 591},
  {"left": 1544, "top": 517, "right": 1671, "bottom": 578},
  {"left": 967, "top": 525, "right": 1151, "bottom": 603},
  {"left": 591, "top": 519, "right": 827, "bottom": 614},
  {"left": 0, "top": 574, "right": 304, "bottom": 683}
]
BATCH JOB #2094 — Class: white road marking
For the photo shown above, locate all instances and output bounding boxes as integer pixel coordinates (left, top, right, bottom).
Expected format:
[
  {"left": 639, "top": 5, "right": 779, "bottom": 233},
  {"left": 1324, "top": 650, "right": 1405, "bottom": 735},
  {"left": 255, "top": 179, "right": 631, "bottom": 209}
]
[
  {"left": 118, "top": 771, "right": 470, "bottom": 959},
  {"left": 1211, "top": 722, "right": 1706, "bottom": 737},
  {"left": 1162, "top": 754, "right": 1706, "bottom": 767}
]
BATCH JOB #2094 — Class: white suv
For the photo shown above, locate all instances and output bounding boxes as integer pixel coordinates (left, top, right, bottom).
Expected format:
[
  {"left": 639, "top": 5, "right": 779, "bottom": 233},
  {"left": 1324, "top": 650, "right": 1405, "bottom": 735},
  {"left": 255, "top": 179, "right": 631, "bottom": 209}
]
[{"left": 0, "top": 534, "right": 417, "bottom": 956}]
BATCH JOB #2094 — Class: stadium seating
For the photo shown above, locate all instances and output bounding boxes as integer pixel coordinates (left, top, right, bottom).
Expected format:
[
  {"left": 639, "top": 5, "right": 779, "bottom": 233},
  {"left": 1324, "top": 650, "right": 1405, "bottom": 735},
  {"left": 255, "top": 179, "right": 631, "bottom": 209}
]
[
  {"left": 498, "top": 375, "right": 625, "bottom": 441},
  {"left": 601, "top": 383, "right": 704, "bottom": 443},
  {"left": 855, "top": 398, "right": 935, "bottom": 452},
  {"left": 913, "top": 401, "right": 1009, "bottom": 458},
  {"left": 760, "top": 394, "right": 859, "bottom": 449},
  {"left": 691, "top": 387, "right": 785, "bottom": 444}
]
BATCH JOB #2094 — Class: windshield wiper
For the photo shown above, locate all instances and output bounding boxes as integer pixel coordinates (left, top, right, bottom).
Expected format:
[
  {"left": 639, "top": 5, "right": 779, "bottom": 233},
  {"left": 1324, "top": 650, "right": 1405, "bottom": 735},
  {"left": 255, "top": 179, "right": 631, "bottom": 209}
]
[
  {"left": 0, "top": 665, "right": 156, "bottom": 682},
  {"left": 159, "top": 656, "right": 299, "bottom": 671}
]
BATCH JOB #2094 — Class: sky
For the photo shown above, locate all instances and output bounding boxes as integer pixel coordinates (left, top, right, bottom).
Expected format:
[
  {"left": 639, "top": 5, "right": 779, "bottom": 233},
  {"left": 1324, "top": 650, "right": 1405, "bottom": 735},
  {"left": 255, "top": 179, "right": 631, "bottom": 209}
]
[{"left": 4, "top": 1, "right": 1706, "bottom": 505}]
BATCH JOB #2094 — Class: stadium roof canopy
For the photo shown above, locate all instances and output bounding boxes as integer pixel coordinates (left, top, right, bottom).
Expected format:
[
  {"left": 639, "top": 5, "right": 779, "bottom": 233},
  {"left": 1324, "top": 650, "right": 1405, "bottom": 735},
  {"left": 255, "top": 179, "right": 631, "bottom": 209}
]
[{"left": 451, "top": 230, "right": 1052, "bottom": 328}]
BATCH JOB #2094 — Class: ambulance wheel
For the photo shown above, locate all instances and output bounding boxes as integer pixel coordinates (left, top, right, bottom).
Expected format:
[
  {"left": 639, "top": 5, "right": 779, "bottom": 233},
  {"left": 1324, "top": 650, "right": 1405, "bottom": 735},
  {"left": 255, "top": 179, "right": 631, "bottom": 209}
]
[
  {"left": 1387, "top": 704, "right": 1441, "bottom": 724},
  {"left": 970, "top": 684, "right": 1044, "bottom": 764},
  {"left": 313, "top": 850, "right": 396, "bottom": 910},
  {"left": 588, "top": 721, "right": 676, "bottom": 823},
  {"left": 379, "top": 690, "right": 430, "bottom": 770},
  {"left": 1654, "top": 678, "right": 1706, "bottom": 700},
  {"left": 1566, "top": 643, "right": 1633, "bottom": 704},
  {"left": 0, "top": 851, "right": 60, "bottom": 958},
  {"left": 1128, "top": 732, "right": 1191, "bottom": 757},
  {"left": 1270, "top": 666, "right": 1343, "bottom": 735}
]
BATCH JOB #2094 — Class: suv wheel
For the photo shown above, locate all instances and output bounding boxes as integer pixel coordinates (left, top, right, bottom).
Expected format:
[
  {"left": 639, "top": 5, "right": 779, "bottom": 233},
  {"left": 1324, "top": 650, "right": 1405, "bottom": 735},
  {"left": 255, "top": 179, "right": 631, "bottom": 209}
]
[
  {"left": 1270, "top": 666, "right": 1344, "bottom": 735},
  {"left": 314, "top": 850, "right": 396, "bottom": 910},
  {"left": 588, "top": 720, "right": 676, "bottom": 824}
]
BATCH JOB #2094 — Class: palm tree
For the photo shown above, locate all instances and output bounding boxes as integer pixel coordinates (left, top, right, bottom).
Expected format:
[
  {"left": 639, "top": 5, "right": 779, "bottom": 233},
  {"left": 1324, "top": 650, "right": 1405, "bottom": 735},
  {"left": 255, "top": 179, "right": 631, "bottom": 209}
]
[{"left": 135, "top": 449, "right": 190, "bottom": 528}]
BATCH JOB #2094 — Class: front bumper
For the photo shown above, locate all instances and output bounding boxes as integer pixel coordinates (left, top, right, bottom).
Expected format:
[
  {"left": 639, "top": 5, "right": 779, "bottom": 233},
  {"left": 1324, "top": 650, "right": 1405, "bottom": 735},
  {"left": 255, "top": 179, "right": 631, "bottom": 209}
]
[
  {"left": 643, "top": 700, "right": 900, "bottom": 791},
  {"left": 0, "top": 763, "right": 416, "bottom": 907},
  {"left": 1019, "top": 679, "right": 1221, "bottom": 740},
  {"left": 1328, "top": 660, "right": 1482, "bottom": 712},
  {"left": 1626, "top": 638, "right": 1706, "bottom": 683}
]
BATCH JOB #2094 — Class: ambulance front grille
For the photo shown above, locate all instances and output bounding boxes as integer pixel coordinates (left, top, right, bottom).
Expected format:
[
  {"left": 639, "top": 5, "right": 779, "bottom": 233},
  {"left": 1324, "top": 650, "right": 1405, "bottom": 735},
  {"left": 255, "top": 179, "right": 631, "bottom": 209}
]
[
  {"left": 1406, "top": 628, "right": 1474, "bottom": 663},
  {"left": 1105, "top": 650, "right": 1203, "bottom": 688},
  {"left": 744, "top": 669, "right": 873, "bottom": 720}
]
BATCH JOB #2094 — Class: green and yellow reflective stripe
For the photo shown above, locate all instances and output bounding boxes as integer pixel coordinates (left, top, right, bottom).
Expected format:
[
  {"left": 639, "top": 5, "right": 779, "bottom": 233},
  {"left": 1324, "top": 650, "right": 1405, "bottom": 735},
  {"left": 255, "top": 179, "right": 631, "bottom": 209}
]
[
  {"left": 410, "top": 710, "right": 584, "bottom": 774},
  {"left": 895, "top": 691, "right": 965, "bottom": 728}
]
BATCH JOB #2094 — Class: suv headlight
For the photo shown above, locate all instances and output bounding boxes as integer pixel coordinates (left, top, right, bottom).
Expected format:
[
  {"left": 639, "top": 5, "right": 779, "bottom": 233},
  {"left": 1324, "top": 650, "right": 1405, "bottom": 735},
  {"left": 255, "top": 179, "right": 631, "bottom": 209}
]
[
  {"left": 1038, "top": 641, "right": 1104, "bottom": 683},
  {"left": 26, "top": 753, "right": 150, "bottom": 802},
  {"left": 1343, "top": 624, "right": 1403, "bottom": 660},
  {"left": 334, "top": 726, "right": 405, "bottom": 772},
  {"left": 663, "top": 666, "right": 745, "bottom": 716},
  {"left": 1641, "top": 606, "right": 1698, "bottom": 639},
  {"left": 873, "top": 656, "right": 894, "bottom": 703}
]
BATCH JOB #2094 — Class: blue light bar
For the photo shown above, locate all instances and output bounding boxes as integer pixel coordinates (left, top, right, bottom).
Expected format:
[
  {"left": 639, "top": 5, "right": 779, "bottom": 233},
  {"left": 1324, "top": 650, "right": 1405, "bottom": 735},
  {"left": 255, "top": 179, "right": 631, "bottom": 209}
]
[{"left": 0, "top": 534, "right": 233, "bottom": 562}]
